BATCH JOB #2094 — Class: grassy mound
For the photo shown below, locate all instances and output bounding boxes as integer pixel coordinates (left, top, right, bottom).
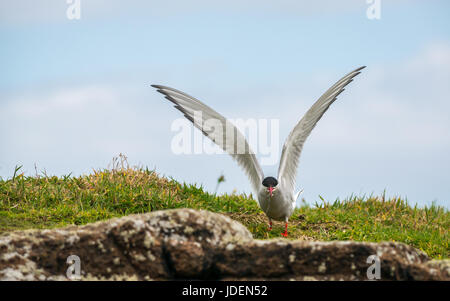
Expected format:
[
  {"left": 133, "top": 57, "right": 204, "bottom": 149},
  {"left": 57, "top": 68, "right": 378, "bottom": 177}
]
[{"left": 0, "top": 165, "right": 448, "bottom": 259}]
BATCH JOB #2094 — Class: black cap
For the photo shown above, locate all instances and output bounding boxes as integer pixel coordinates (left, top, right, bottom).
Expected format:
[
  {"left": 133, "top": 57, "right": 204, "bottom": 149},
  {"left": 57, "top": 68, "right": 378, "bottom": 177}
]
[{"left": 262, "top": 177, "right": 278, "bottom": 187}]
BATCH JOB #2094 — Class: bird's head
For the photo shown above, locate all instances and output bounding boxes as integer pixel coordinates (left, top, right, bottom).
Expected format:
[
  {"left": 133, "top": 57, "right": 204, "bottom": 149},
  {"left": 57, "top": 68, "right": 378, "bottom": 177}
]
[{"left": 262, "top": 176, "right": 278, "bottom": 197}]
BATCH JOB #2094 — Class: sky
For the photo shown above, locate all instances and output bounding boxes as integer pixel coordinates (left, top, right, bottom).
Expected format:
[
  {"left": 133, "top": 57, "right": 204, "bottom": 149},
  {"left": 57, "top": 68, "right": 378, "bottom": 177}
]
[{"left": 1, "top": 0, "right": 449, "bottom": 208}]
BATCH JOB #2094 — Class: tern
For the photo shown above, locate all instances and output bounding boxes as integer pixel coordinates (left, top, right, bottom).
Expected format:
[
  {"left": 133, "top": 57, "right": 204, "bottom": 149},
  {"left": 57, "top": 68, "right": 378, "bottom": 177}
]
[{"left": 152, "top": 66, "right": 365, "bottom": 237}]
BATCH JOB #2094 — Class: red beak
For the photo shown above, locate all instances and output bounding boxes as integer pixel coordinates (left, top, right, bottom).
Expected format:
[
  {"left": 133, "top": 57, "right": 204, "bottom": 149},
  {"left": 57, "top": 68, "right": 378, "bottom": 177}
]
[{"left": 268, "top": 186, "right": 274, "bottom": 197}]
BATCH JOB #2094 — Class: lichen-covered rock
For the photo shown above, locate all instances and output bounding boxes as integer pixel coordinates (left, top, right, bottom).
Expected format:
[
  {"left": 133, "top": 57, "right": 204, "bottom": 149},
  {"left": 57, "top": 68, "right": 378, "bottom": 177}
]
[
  {"left": 214, "top": 240, "right": 443, "bottom": 281},
  {"left": 424, "top": 259, "right": 450, "bottom": 279},
  {"left": 0, "top": 208, "right": 447, "bottom": 280}
]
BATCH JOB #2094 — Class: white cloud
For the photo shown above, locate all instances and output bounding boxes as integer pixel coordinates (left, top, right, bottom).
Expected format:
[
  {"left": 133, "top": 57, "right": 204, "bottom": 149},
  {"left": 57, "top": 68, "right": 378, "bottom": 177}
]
[
  {"left": 272, "top": 42, "right": 450, "bottom": 153},
  {"left": 0, "top": 84, "right": 170, "bottom": 177},
  {"left": 10, "top": 86, "right": 118, "bottom": 117}
]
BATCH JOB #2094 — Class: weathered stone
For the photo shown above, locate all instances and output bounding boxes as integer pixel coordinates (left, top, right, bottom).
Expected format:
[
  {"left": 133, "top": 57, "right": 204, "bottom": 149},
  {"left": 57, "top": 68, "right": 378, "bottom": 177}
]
[{"left": 0, "top": 208, "right": 447, "bottom": 280}]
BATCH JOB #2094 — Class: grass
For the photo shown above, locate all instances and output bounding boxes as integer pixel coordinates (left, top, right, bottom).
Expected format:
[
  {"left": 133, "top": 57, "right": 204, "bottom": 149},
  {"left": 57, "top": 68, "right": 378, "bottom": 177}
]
[{"left": 0, "top": 160, "right": 448, "bottom": 259}]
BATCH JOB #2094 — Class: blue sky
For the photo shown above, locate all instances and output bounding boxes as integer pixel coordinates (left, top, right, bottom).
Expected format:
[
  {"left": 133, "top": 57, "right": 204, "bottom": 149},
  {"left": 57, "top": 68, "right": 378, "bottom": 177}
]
[{"left": 1, "top": 0, "right": 449, "bottom": 208}]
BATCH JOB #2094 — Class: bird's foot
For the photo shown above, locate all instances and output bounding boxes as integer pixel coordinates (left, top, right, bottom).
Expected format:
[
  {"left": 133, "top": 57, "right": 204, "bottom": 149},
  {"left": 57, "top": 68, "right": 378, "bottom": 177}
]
[
  {"left": 267, "top": 221, "right": 273, "bottom": 232},
  {"left": 281, "top": 222, "right": 288, "bottom": 237}
]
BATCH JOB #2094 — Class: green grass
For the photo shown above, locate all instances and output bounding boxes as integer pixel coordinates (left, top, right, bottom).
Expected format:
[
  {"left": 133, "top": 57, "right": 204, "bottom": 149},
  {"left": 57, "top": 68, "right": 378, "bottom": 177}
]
[{"left": 0, "top": 164, "right": 448, "bottom": 259}]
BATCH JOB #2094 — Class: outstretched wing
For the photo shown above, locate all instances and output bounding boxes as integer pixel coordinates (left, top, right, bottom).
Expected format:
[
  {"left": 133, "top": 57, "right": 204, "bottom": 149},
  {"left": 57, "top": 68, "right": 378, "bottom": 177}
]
[
  {"left": 151, "top": 85, "right": 264, "bottom": 194},
  {"left": 277, "top": 66, "right": 366, "bottom": 195}
]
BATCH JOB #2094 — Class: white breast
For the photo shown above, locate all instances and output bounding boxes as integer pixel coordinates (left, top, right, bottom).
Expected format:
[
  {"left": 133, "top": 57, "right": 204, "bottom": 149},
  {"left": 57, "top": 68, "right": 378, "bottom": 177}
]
[{"left": 257, "top": 188, "right": 295, "bottom": 221}]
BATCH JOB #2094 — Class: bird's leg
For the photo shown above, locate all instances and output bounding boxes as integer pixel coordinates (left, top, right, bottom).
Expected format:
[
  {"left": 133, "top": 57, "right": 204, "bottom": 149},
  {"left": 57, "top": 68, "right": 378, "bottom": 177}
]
[
  {"left": 281, "top": 219, "right": 288, "bottom": 237},
  {"left": 267, "top": 218, "right": 273, "bottom": 231}
]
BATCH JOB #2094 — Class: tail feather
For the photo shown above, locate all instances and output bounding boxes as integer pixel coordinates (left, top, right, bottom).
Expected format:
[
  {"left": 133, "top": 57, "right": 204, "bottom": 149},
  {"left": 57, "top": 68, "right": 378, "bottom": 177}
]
[{"left": 293, "top": 189, "right": 304, "bottom": 203}]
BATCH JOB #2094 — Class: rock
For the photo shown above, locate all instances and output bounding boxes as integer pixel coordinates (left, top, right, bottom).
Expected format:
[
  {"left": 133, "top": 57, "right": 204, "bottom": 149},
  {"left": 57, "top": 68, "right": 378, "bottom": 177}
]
[
  {"left": 0, "top": 208, "right": 447, "bottom": 280},
  {"left": 424, "top": 259, "right": 450, "bottom": 279}
]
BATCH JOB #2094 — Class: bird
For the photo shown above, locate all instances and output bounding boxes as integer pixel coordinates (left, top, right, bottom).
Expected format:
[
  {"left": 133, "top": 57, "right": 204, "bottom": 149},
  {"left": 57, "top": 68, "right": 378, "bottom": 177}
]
[{"left": 151, "top": 66, "right": 365, "bottom": 237}]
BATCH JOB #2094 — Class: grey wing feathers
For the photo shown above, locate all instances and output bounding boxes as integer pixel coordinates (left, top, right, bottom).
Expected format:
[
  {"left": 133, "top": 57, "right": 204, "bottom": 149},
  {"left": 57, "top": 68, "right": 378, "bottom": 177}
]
[
  {"left": 277, "top": 66, "right": 366, "bottom": 195},
  {"left": 151, "top": 85, "right": 264, "bottom": 194}
]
